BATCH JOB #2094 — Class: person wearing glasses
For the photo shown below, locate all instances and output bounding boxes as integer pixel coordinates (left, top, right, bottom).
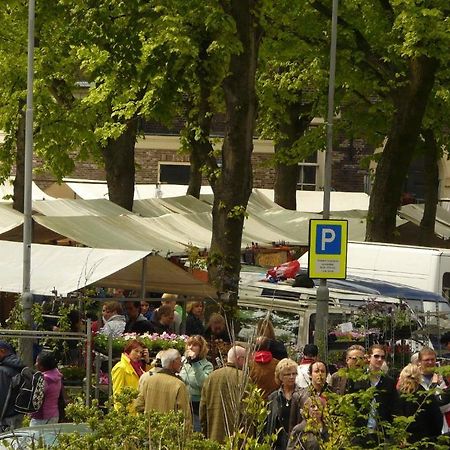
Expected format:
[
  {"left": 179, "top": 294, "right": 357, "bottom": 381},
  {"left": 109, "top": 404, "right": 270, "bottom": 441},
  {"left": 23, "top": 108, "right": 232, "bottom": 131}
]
[
  {"left": 330, "top": 344, "right": 365, "bottom": 395},
  {"left": 266, "top": 358, "right": 299, "bottom": 450},
  {"left": 350, "top": 344, "right": 398, "bottom": 445}
]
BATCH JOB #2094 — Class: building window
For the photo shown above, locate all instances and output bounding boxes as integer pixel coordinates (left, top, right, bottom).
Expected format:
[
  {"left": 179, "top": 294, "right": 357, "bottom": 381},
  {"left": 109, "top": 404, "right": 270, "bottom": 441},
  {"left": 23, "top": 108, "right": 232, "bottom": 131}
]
[
  {"left": 158, "top": 162, "right": 190, "bottom": 185},
  {"left": 298, "top": 152, "right": 318, "bottom": 191}
]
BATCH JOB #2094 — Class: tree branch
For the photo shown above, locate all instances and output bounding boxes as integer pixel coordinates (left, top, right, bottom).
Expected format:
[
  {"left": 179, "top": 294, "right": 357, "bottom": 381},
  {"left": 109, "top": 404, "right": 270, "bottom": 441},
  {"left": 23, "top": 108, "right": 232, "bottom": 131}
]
[{"left": 311, "top": 0, "right": 395, "bottom": 83}]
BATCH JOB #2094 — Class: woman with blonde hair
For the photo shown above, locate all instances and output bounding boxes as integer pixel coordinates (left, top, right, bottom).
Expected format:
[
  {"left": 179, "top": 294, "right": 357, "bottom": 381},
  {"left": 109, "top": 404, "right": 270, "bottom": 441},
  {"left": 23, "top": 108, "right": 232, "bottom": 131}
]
[
  {"left": 396, "top": 363, "right": 442, "bottom": 444},
  {"left": 256, "top": 318, "right": 288, "bottom": 360},
  {"left": 266, "top": 358, "right": 299, "bottom": 449},
  {"left": 185, "top": 299, "right": 205, "bottom": 336},
  {"left": 180, "top": 335, "right": 213, "bottom": 431}
]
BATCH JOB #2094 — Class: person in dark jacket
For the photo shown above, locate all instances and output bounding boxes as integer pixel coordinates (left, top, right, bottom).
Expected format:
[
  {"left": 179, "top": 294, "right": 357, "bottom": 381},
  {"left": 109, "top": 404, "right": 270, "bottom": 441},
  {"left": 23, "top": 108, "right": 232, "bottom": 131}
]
[
  {"left": 290, "top": 361, "right": 330, "bottom": 430},
  {"left": 266, "top": 358, "right": 299, "bottom": 450},
  {"left": 349, "top": 344, "right": 399, "bottom": 446},
  {"left": 0, "top": 341, "right": 25, "bottom": 431},
  {"left": 256, "top": 318, "right": 288, "bottom": 361},
  {"left": 397, "top": 363, "right": 443, "bottom": 445},
  {"left": 185, "top": 300, "right": 205, "bottom": 336},
  {"left": 288, "top": 396, "right": 328, "bottom": 450},
  {"left": 204, "top": 313, "right": 231, "bottom": 343},
  {"left": 124, "top": 301, "right": 152, "bottom": 334},
  {"left": 149, "top": 304, "right": 175, "bottom": 334}
]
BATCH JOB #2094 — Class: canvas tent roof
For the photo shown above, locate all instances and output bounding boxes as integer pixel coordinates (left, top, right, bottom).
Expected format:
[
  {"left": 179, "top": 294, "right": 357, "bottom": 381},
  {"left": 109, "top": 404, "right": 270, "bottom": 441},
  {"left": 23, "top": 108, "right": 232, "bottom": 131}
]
[
  {"left": 256, "top": 188, "right": 370, "bottom": 212},
  {"left": 0, "top": 178, "right": 53, "bottom": 201},
  {"left": 0, "top": 203, "right": 24, "bottom": 234},
  {"left": 33, "top": 215, "right": 187, "bottom": 253},
  {"left": 0, "top": 240, "right": 216, "bottom": 297},
  {"left": 399, "top": 204, "right": 450, "bottom": 239},
  {"left": 33, "top": 198, "right": 131, "bottom": 217},
  {"left": 133, "top": 195, "right": 212, "bottom": 216},
  {"left": 47, "top": 179, "right": 214, "bottom": 200}
]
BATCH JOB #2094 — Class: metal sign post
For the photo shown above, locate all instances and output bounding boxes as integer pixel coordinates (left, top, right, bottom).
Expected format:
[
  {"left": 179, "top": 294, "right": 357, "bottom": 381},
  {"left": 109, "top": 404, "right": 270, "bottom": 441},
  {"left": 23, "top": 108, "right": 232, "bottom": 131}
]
[
  {"left": 312, "top": 0, "right": 339, "bottom": 360},
  {"left": 21, "top": 0, "right": 36, "bottom": 367}
]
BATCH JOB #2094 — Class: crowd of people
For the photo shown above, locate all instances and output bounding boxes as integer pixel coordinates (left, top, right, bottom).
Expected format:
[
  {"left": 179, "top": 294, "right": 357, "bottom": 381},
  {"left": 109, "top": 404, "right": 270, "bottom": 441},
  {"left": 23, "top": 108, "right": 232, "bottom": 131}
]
[
  {"left": 107, "top": 313, "right": 450, "bottom": 449},
  {"left": 2, "top": 292, "right": 450, "bottom": 449}
]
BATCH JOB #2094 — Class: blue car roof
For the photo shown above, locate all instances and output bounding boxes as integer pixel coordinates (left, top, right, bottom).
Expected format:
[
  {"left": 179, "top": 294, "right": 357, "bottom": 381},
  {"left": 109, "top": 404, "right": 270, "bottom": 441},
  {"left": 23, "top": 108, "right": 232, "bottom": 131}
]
[{"left": 322, "top": 274, "right": 446, "bottom": 302}]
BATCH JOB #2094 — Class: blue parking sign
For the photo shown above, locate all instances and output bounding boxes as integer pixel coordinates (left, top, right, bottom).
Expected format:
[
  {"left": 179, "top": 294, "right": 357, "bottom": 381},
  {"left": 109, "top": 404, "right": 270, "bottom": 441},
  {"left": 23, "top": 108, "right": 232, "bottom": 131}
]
[
  {"left": 315, "top": 225, "right": 341, "bottom": 254},
  {"left": 308, "top": 219, "right": 348, "bottom": 279}
]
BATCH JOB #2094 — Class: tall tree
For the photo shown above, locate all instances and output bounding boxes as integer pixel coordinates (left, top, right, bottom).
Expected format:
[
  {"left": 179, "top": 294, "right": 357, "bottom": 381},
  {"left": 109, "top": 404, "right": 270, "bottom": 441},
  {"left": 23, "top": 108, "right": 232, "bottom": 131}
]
[
  {"left": 257, "top": 0, "right": 328, "bottom": 209},
  {"left": 207, "top": 0, "right": 264, "bottom": 306},
  {"left": 305, "top": 1, "right": 449, "bottom": 242}
]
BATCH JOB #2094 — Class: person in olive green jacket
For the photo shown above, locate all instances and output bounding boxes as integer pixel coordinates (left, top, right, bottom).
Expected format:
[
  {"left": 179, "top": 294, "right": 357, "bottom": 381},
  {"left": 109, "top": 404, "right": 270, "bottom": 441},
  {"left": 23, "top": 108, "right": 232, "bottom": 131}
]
[
  {"left": 200, "top": 345, "right": 247, "bottom": 443},
  {"left": 135, "top": 349, "right": 192, "bottom": 431}
]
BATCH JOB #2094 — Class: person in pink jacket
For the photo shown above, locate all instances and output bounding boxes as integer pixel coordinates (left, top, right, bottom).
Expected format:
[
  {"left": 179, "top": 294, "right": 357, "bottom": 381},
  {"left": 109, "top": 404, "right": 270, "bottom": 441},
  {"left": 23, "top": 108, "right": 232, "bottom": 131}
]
[{"left": 30, "top": 352, "right": 63, "bottom": 426}]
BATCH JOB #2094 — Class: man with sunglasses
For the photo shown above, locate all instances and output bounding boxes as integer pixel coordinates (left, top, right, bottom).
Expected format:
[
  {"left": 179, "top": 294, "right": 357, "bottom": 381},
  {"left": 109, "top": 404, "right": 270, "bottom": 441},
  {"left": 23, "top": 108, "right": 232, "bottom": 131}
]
[
  {"left": 350, "top": 344, "right": 398, "bottom": 445},
  {"left": 330, "top": 344, "right": 365, "bottom": 395}
]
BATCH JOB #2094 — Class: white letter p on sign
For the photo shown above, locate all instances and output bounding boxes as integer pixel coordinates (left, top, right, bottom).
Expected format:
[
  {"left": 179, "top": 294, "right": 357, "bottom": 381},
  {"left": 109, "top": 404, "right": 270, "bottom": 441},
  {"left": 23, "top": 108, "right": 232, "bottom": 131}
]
[{"left": 321, "top": 228, "right": 335, "bottom": 251}]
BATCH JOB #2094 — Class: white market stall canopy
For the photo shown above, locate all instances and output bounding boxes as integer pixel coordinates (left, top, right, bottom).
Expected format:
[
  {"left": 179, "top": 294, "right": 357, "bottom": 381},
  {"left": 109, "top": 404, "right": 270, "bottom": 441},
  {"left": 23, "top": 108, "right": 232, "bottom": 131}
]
[
  {"left": 255, "top": 188, "right": 370, "bottom": 213},
  {"left": 33, "top": 198, "right": 130, "bottom": 217},
  {"left": 33, "top": 215, "right": 187, "bottom": 253},
  {"left": 46, "top": 179, "right": 214, "bottom": 200},
  {"left": 399, "top": 204, "right": 450, "bottom": 239},
  {"left": 0, "top": 178, "right": 53, "bottom": 201},
  {"left": 0, "top": 241, "right": 216, "bottom": 298},
  {"left": 0, "top": 203, "right": 24, "bottom": 234}
]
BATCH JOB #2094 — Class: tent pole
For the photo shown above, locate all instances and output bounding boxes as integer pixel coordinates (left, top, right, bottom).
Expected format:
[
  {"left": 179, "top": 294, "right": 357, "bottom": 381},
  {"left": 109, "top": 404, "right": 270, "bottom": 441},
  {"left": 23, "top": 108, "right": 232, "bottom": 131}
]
[{"left": 141, "top": 256, "right": 147, "bottom": 299}]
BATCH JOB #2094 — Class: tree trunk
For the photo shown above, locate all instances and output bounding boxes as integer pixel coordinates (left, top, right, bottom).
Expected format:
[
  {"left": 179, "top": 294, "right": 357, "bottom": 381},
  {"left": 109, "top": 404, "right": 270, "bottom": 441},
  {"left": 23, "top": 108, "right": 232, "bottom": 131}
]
[
  {"left": 186, "top": 149, "right": 203, "bottom": 198},
  {"left": 274, "top": 103, "right": 313, "bottom": 210},
  {"left": 185, "top": 62, "right": 214, "bottom": 198},
  {"left": 366, "top": 56, "right": 439, "bottom": 242},
  {"left": 419, "top": 128, "right": 439, "bottom": 245},
  {"left": 102, "top": 118, "right": 137, "bottom": 211},
  {"left": 13, "top": 106, "right": 26, "bottom": 213},
  {"left": 209, "top": 0, "right": 262, "bottom": 309},
  {"left": 274, "top": 157, "right": 299, "bottom": 210}
]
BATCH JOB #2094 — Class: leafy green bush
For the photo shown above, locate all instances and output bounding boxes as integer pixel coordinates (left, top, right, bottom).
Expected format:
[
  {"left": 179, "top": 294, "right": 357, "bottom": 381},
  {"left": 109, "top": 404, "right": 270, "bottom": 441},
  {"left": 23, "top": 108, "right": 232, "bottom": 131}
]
[{"left": 52, "top": 389, "right": 222, "bottom": 450}]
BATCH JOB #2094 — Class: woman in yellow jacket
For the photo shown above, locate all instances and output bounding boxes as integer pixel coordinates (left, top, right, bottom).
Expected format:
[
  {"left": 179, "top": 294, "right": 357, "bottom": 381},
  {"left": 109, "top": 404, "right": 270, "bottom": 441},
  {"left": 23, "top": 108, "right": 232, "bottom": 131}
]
[{"left": 111, "top": 339, "right": 149, "bottom": 410}]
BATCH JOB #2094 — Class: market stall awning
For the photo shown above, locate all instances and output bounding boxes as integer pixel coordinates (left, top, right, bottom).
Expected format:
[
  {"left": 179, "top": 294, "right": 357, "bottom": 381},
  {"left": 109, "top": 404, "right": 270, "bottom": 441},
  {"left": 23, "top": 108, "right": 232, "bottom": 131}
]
[
  {"left": 0, "top": 241, "right": 216, "bottom": 297},
  {"left": 0, "top": 203, "right": 24, "bottom": 234},
  {"left": 33, "top": 198, "right": 131, "bottom": 217},
  {"left": 33, "top": 215, "right": 187, "bottom": 253},
  {"left": 399, "top": 204, "right": 450, "bottom": 239}
]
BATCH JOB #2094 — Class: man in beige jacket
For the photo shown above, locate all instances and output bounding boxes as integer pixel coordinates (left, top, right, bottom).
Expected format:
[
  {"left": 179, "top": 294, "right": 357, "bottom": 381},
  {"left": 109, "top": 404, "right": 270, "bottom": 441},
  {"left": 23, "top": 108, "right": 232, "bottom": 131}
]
[{"left": 135, "top": 349, "right": 192, "bottom": 430}]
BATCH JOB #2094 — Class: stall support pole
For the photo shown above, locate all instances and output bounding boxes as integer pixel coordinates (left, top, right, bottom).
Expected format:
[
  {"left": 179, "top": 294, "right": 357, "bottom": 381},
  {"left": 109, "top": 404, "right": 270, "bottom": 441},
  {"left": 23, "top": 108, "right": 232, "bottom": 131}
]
[
  {"left": 85, "top": 319, "right": 92, "bottom": 406},
  {"left": 141, "top": 256, "right": 147, "bottom": 300},
  {"left": 108, "top": 334, "right": 113, "bottom": 399}
]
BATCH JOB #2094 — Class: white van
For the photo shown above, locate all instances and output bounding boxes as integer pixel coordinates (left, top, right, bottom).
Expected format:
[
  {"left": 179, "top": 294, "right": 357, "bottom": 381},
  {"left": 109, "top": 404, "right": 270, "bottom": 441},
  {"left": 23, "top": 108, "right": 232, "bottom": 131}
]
[
  {"left": 299, "top": 241, "right": 450, "bottom": 298},
  {"left": 237, "top": 270, "right": 425, "bottom": 349}
]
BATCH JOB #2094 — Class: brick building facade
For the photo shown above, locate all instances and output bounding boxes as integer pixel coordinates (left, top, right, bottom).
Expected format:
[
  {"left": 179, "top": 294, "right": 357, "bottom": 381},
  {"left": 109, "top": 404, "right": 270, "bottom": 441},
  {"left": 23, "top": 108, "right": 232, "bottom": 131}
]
[{"left": 35, "top": 132, "right": 373, "bottom": 193}]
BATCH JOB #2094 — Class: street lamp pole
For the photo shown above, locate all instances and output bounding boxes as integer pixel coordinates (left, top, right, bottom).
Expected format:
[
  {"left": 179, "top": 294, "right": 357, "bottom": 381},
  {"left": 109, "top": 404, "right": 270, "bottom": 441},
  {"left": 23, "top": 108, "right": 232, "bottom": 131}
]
[
  {"left": 315, "top": 0, "right": 338, "bottom": 360},
  {"left": 21, "top": 0, "right": 36, "bottom": 367}
]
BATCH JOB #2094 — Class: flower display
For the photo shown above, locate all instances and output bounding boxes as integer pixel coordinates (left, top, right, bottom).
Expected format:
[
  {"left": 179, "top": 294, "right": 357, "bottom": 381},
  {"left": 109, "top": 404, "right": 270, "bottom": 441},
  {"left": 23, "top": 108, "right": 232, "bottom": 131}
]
[
  {"left": 328, "top": 330, "right": 366, "bottom": 342},
  {"left": 94, "top": 332, "right": 188, "bottom": 356}
]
